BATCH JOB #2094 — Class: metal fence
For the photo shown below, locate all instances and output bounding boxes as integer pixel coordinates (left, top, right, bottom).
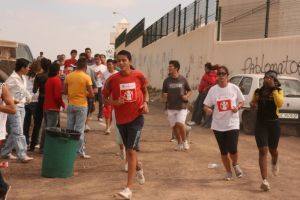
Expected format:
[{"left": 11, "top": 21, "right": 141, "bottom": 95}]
[
  {"left": 143, "top": 5, "right": 180, "bottom": 47},
  {"left": 219, "top": 0, "right": 300, "bottom": 41},
  {"left": 125, "top": 18, "right": 145, "bottom": 46},
  {"left": 115, "top": 29, "right": 127, "bottom": 49},
  {"left": 178, "top": 0, "right": 217, "bottom": 36},
  {"left": 116, "top": 0, "right": 218, "bottom": 48}
]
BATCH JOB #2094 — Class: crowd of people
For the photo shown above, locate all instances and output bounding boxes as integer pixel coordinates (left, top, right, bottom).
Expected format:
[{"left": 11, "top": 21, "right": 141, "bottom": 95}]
[{"left": 0, "top": 48, "right": 284, "bottom": 199}]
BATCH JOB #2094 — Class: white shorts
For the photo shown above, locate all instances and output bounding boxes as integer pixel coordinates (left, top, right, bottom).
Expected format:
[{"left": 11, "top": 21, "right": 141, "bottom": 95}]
[{"left": 167, "top": 109, "right": 188, "bottom": 127}]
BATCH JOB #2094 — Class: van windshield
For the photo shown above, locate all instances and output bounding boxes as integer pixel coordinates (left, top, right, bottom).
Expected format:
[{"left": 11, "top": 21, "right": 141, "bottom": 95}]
[{"left": 259, "top": 78, "right": 300, "bottom": 97}]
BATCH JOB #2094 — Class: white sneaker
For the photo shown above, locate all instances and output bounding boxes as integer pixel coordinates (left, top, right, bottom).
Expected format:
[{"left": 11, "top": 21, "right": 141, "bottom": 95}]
[
  {"left": 224, "top": 172, "right": 233, "bottom": 181},
  {"left": 124, "top": 162, "right": 128, "bottom": 172},
  {"left": 174, "top": 144, "right": 184, "bottom": 151},
  {"left": 183, "top": 140, "right": 190, "bottom": 150},
  {"left": 233, "top": 164, "right": 243, "bottom": 178},
  {"left": 80, "top": 154, "right": 91, "bottom": 159},
  {"left": 104, "top": 128, "right": 111, "bottom": 135},
  {"left": 187, "top": 121, "right": 196, "bottom": 126},
  {"left": 136, "top": 169, "right": 145, "bottom": 185},
  {"left": 84, "top": 124, "right": 91, "bottom": 132},
  {"left": 272, "top": 162, "right": 279, "bottom": 176},
  {"left": 260, "top": 179, "right": 271, "bottom": 191},
  {"left": 117, "top": 187, "right": 132, "bottom": 199}
]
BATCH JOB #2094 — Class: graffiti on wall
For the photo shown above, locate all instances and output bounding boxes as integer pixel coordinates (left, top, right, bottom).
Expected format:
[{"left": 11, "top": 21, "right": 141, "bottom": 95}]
[{"left": 242, "top": 54, "right": 300, "bottom": 76}]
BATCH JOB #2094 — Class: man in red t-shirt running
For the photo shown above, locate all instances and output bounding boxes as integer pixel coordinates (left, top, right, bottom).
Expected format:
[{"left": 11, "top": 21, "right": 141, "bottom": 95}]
[
  {"left": 102, "top": 50, "right": 149, "bottom": 199},
  {"left": 64, "top": 49, "right": 77, "bottom": 75}
]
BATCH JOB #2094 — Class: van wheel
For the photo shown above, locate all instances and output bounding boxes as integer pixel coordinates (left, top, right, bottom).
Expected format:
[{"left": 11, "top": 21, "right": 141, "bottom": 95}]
[{"left": 242, "top": 110, "right": 256, "bottom": 135}]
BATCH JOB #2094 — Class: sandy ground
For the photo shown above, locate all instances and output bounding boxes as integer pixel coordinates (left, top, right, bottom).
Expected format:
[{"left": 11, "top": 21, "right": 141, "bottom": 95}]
[{"left": 2, "top": 103, "right": 300, "bottom": 200}]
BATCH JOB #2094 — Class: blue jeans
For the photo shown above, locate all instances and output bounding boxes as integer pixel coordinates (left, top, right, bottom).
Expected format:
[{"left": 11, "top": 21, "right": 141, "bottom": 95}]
[
  {"left": 1, "top": 107, "right": 27, "bottom": 159},
  {"left": 191, "top": 92, "right": 207, "bottom": 124},
  {"left": 40, "top": 111, "right": 60, "bottom": 150},
  {"left": 67, "top": 105, "right": 87, "bottom": 155}
]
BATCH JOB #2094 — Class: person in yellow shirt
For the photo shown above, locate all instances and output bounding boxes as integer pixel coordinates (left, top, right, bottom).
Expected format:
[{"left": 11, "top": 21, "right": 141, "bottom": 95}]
[
  {"left": 65, "top": 58, "right": 94, "bottom": 159},
  {"left": 250, "top": 70, "right": 284, "bottom": 191}
]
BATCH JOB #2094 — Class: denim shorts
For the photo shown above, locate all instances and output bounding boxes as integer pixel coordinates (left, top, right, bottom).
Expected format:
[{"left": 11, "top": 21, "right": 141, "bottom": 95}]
[{"left": 117, "top": 115, "right": 144, "bottom": 150}]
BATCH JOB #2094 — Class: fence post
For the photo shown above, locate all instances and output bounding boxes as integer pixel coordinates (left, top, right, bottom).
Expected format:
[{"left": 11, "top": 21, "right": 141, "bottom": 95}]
[
  {"left": 160, "top": 17, "right": 163, "bottom": 38},
  {"left": 205, "top": 0, "right": 209, "bottom": 24},
  {"left": 183, "top": 7, "right": 187, "bottom": 34},
  {"left": 178, "top": 5, "right": 181, "bottom": 36},
  {"left": 217, "top": 6, "right": 221, "bottom": 41},
  {"left": 166, "top": 13, "right": 169, "bottom": 35},
  {"left": 215, "top": 0, "right": 219, "bottom": 21},
  {"left": 265, "top": 0, "right": 270, "bottom": 38},
  {"left": 193, "top": 1, "right": 197, "bottom": 30},
  {"left": 173, "top": 7, "right": 177, "bottom": 32}
]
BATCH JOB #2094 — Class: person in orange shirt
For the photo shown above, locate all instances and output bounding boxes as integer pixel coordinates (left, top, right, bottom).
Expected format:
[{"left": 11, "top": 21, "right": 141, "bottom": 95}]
[{"left": 65, "top": 58, "right": 94, "bottom": 159}]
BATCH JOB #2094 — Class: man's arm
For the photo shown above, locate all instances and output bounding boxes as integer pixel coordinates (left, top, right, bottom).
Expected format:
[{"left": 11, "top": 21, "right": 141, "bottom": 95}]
[
  {"left": 86, "top": 85, "right": 94, "bottom": 98},
  {"left": 0, "top": 84, "right": 16, "bottom": 114},
  {"left": 140, "top": 86, "right": 149, "bottom": 114}
]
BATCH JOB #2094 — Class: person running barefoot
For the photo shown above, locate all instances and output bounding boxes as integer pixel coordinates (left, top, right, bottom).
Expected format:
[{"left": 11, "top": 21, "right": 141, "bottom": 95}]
[
  {"left": 250, "top": 70, "right": 283, "bottom": 191},
  {"left": 102, "top": 50, "right": 149, "bottom": 199},
  {"left": 203, "top": 66, "right": 245, "bottom": 181}
]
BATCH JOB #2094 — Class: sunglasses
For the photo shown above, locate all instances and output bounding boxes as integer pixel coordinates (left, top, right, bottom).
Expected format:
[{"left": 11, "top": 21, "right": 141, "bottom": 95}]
[{"left": 217, "top": 72, "right": 227, "bottom": 76}]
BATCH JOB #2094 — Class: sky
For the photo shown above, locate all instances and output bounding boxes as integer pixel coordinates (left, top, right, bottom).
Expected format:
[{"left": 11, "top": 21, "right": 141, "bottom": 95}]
[{"left": 0, "top": 0, "right": 193, "bottom": 60}]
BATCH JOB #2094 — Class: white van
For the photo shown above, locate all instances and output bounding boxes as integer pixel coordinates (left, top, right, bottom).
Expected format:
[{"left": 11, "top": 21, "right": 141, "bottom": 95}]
[
  {"left": 0, "top": 40, "right": 33, "bottom": 82},
  {"left": 230, "top": 74, "right": 300, "bottom": 135}
]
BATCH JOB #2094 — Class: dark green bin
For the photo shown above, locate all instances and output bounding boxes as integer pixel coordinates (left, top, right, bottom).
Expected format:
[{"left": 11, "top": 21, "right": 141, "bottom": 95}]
[{"left": 41, "top": 128, "right": 80, "bottom": 178}]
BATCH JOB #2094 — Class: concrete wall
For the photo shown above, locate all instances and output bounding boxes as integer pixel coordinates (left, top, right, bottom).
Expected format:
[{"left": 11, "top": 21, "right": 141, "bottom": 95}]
[{"left": 116, "top": 22, "right": 300, "bottom": 91}]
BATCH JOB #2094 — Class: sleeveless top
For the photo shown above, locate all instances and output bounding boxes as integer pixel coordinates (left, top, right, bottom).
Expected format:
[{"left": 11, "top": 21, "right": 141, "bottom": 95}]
[{"left": 0, "top": 83, "right": 8, "bottom": 140}]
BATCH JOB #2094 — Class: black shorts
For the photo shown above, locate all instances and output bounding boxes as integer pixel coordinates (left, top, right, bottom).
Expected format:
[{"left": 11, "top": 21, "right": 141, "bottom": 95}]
[
  {"left": 255, "top": 119, "right": 280, "bottom": 149},
  {"left": 213, "top": 129, "right": 239, "bottom": 155},
  {"left": 117, "top": 115, "right": 144, "bottom": 150}
]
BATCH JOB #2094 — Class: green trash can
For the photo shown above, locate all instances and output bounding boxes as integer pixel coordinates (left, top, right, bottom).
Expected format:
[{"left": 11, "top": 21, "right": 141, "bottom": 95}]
[{"left": 41, "top": 127, "right": 80, "bottom": 178}]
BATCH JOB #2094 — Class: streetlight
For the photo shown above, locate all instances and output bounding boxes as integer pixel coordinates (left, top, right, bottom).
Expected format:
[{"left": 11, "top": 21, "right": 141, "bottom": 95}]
[{"left": 112, "top": 11, "right": 129, "bottom": 22}]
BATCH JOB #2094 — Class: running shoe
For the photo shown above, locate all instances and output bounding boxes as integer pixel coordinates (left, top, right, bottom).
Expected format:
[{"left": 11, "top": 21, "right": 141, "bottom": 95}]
[
  {"left": 272, "top": 162, "right": 279, "bottom": 176},
  {"left": 117, "top": 187, "right": 132, "bottom": 200},
  {"left": 136, "top": 169, "right": 145, "bottom": 185},
  {"left": 187, "top": 121, "right": 196, "bottom": 126},
  {"left": 183, "top": 140, "right": 190, "bottom": 150},
  {"left": 260, "top": 179, "right": 271, "bottom": 191},
  {"left": 233, "top": 164, "right": 243, "bottom": 178},
  {"left": 224, "top": 172, "right": 233, "bottom": 181},
  {"left": 80, "top": 154, "right": 91, "bottom": 159},
  {"left": 174, "top": 144, "right": 184, "bottom": 151},
  {"left": 84, "top": 124, "right": 91, "bottom": 132},
  {"left": 1, "top": 154, "right": 17, "bottom": 160}
]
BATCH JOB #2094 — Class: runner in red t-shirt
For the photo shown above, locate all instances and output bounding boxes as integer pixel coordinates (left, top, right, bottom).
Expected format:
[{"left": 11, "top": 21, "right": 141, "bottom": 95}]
[
  {"left": 64, "top": 49, "right": 77, "bottom": 75},
  {"left": 102, "top": 50, "right": 149, "bottom": 199}
]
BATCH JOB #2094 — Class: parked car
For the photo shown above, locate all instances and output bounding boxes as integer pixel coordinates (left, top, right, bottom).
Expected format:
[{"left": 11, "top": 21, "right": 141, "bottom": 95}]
[
  {"left": 0, "top": 40, "right": 33, "bottom": 82},
  {"left": 230, "top": 74, "right": 300, "bottom": 135}
]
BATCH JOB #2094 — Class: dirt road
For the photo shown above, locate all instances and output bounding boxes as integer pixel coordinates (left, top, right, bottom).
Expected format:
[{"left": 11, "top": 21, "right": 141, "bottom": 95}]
[{"left": 3, "top": 104, "right": 300, "bottom": 200}]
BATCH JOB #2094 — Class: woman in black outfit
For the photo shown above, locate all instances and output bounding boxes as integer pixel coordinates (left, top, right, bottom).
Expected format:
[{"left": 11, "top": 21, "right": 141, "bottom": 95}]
[{"left": 250, "top": 70, "right": 284, "bottom": 191}]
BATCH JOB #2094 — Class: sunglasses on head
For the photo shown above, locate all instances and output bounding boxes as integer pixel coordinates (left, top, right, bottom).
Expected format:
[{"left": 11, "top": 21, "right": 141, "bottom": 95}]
[{"left": 217, "top": 72, "right": 227, "bottom": 76}]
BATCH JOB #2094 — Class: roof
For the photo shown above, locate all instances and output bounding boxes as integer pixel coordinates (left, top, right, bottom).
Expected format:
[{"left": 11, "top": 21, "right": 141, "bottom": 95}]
[{"left": 0, "top": 40, "right": 18, "bottom": 48}]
